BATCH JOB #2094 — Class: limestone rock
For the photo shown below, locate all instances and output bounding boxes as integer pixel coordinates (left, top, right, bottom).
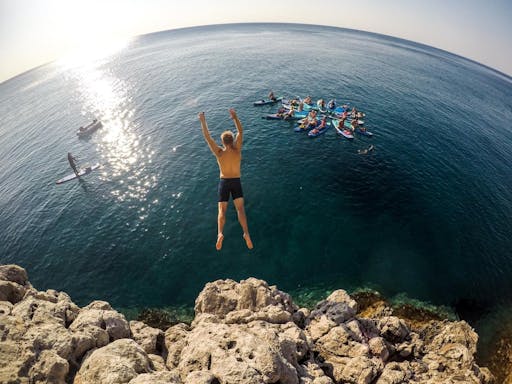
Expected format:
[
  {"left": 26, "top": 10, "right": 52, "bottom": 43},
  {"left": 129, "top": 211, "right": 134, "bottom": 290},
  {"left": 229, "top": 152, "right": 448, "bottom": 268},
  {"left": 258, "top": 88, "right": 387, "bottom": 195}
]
[
  {"left": 395, "top": 332, "right": 423, "bottom": 359},
  {"left": 12, "top": 291, "right": 79, "bottom": 327},
  {"left": 74, "top": 339, "right": 153, "bottom": 384},
  {"left": 194, "top": 278, "right": 297, "bottom": 324},
  {"left": 24, "top": 321, "right": 76, "bottom": 361},
  {"left": 425, "top": 320, "right": 478, "bottom": 355},
  {"left": 306, "top": 314, "right": 337, "bottom": 341},
  {"left": 338, "top": 356, "right": 379, "bottom": 384},
  {"left": 419, "top": 320, "right": 486, "bottom": 380},
  {"left": 148, "top": 354, "right": 168, "bottom": 371},
  {"left": 0, "top": 300, "right": 13, "bottom": 315},
  {"left": 130, "top": 320, "right": 164, "bottom": 355},
  {"left": 29, "top": 349, "right": 69, "bottom": 384},
  {"left": 308, "top": 290, "right": 358, "bottom": 326},
  {"left": 375, "top": 361, "right": 412, "bottom": 384},
  {"left": 377, "top": 316, "right": 410, "bottom": 343},
  {"left": 368, "top": 337, "right": 390, "bottom": 362},
  {"left": 224, "top": 304, "right": 293, "bottom": 324},
  {"left": 297, "top": 361, "right": 334, "bottom": 384},
  {"left": 0, "top": 314, "right": 35, "bottom": 384},
  {"left": 316, "top": 324, "right": 370, "bottom": 358},
  {"left": 0, "top": 266, "right": 496, "bottom": 384},
  {"left": 170, "top": 321, "right": 306, "bottom": 384},
  {"left": 0, "top": 303, "right": 98, "bottom": 382},
  {"left": 165, "top": 323, "right": 191, "bottom": 369},
  {"left": 292, "top": 307, "right": 309, "bottom": 328},
  {"left": 70, "top": 300, "right": 130, "bottom": 341},
  {"left": 185, "top": 370, "right": 220, "bottom": 384},
  {"left": 128, "top": 371, "right": 182, "bottom": 384},
  {"left": 0, "top": 280, "right": 26, "bottom": 303},
  {"left": 0, "top": 264, "right": 29, "bottom": 285}
]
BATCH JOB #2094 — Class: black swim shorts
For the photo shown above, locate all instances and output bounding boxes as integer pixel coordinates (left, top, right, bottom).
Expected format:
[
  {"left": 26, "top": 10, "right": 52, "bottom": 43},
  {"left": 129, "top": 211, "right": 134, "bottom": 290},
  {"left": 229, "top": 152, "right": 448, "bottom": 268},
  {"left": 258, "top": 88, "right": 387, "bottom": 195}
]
[{"left": 218, "top": 178, "right": 243, "bottom": 202}]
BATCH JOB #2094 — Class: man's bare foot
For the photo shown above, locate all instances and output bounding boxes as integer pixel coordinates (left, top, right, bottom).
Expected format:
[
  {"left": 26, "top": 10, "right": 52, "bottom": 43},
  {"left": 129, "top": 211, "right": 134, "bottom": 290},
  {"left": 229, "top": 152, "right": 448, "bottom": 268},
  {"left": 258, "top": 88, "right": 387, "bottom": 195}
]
[
  {"left": 216, "top": 233, "right": 224, "bottom": 251},
  {"left": 243, "top": 233, "right": 253, "bottom": 249}
]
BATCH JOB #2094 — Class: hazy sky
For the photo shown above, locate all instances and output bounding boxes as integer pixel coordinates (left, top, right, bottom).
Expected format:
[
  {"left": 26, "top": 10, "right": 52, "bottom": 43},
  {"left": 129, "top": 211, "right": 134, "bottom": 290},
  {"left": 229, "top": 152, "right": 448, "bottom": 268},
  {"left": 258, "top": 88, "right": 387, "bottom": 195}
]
[{"left": 1, "top": 0, "right": 511, "bottom": 83}]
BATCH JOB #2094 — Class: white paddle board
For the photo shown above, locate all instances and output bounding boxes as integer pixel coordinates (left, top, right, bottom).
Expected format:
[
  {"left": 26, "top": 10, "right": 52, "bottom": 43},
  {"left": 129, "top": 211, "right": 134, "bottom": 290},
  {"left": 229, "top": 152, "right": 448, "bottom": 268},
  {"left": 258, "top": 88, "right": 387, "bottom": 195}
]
[{"left": 56, "top": 163, "right": 101, "bottom": 184}]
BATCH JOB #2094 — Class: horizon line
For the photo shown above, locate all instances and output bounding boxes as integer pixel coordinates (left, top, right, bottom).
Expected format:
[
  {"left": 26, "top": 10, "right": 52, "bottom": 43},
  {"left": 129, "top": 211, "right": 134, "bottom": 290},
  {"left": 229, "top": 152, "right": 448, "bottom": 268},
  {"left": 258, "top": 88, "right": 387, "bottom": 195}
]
[{"left": 2, "top": 22, "right": 511, "bottom": 85}]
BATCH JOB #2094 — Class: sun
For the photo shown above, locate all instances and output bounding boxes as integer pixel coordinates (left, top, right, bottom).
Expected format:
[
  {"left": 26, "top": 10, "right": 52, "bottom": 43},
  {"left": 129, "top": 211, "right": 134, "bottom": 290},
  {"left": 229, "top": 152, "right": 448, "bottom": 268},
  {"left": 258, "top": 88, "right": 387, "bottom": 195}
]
[{"left": 45, "top": 0, "right": 134, "bottom": 67}]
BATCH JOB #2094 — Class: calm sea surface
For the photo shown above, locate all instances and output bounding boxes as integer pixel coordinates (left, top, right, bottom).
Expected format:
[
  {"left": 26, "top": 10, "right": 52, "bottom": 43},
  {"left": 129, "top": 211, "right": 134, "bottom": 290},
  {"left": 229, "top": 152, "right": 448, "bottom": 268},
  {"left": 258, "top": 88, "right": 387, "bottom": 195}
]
[{"left": 1, "top": 24, "right": 511, "bottom": 320}]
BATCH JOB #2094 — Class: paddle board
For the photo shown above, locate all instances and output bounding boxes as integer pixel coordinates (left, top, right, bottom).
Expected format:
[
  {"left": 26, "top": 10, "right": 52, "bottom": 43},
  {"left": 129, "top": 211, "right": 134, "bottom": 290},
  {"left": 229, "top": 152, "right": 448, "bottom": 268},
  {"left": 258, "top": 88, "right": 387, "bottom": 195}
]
[{"left": 56, "top": 163, "right": 101, "bottom": 184}]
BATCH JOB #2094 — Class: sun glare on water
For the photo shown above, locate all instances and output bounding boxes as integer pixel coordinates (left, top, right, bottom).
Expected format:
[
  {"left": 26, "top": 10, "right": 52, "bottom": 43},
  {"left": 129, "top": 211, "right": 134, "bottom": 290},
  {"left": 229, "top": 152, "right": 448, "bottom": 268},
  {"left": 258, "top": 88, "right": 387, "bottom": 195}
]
[{"left": 58, "top": 34, "right": 156, "bottom": 206}]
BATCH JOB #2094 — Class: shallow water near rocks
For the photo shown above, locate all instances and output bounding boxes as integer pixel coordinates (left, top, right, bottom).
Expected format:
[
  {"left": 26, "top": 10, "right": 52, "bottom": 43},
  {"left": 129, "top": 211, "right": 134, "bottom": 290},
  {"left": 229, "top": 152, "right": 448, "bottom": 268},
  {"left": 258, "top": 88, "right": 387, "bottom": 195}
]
[{"left": 1, "top": 24, "right": 511, "bottom": 337}]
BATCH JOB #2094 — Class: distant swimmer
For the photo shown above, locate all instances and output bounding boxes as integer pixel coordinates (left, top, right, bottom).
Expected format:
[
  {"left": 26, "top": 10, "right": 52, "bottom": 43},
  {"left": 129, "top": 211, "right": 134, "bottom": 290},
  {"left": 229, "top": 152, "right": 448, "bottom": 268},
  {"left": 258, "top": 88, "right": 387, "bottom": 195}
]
[
  {"left": 67, "top": 152, "right": 80, "bottom": 177},
  {"left": 358, "top": 145, "right": 374, "bottom": 155},
  {"left": 199, "top": 109, "right": 253, "bottom": 251}
]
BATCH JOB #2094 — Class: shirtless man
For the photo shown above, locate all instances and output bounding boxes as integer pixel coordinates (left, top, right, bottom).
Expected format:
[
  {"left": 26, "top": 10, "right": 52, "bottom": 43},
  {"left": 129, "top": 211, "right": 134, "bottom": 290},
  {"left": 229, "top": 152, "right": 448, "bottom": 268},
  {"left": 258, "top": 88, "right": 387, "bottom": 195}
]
[{"left": 199, "top": 109, "right": 254, "bottom": 251}]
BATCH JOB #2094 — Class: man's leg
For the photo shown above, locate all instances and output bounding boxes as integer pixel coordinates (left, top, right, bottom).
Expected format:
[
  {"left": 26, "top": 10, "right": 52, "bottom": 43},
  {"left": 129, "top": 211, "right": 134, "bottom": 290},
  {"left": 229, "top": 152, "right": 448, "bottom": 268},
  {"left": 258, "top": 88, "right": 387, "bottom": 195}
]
[
  {"left": 233, "top": 197, "right": 253, "bottom": 249},
  {"left": 217, "top": 202, "right": 228, "bottom": 250}
]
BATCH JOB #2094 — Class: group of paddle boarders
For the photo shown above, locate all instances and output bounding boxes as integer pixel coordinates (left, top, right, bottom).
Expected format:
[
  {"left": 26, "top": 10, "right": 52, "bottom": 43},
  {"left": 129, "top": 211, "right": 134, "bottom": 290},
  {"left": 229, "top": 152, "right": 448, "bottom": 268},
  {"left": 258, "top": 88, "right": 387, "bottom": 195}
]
[{"left": 267, "top": 92, "right": 374, "bottom": 153}]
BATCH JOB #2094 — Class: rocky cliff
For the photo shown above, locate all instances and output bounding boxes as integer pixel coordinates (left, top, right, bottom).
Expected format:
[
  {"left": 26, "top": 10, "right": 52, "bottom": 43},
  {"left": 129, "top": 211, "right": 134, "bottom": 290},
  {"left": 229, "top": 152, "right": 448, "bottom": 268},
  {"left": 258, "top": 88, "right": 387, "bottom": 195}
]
[{"left": 0, "top": 264, "right": 495, "bottom": 384}]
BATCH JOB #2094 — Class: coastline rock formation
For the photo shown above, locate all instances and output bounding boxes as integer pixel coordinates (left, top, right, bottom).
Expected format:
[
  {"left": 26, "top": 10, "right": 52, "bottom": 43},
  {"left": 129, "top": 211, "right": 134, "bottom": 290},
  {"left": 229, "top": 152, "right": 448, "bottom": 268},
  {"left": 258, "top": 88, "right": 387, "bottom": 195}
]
[{"left": 0, "top": 264, "right": 494, "bottom": 384}]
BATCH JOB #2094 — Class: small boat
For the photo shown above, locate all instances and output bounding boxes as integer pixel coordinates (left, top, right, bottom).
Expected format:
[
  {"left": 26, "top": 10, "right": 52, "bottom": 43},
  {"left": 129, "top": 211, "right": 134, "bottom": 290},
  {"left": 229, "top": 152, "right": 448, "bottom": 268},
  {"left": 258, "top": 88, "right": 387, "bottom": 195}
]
[{"left": 77, "top": 119, "right": 102, "bottom": 137}]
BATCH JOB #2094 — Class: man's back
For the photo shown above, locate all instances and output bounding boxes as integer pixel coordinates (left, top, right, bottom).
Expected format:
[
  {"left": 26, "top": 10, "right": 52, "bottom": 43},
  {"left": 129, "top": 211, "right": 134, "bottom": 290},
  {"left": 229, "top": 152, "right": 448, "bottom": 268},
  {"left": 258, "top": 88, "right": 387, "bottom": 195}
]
[{"left": 216, "top": 146, "right": 241, "bottom": 179}]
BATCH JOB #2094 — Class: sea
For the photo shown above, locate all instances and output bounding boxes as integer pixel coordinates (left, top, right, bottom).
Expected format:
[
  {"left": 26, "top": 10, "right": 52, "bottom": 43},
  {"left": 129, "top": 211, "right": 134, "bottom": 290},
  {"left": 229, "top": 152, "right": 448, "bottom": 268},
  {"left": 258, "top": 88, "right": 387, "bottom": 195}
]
[{"left": 1, "top": 23, "right": 511, "bottom": 331}]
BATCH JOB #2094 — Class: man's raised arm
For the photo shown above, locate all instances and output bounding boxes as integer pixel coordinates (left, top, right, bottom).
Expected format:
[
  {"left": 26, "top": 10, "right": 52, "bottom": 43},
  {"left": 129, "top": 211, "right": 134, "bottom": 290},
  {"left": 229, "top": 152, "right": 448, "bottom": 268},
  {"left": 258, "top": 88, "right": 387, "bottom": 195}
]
[
  {"left": 199, "top": 112, "right": 221, "bottom": 155},
  {"left": 229, "top": 108, "right": 243, "bottom": 149}
]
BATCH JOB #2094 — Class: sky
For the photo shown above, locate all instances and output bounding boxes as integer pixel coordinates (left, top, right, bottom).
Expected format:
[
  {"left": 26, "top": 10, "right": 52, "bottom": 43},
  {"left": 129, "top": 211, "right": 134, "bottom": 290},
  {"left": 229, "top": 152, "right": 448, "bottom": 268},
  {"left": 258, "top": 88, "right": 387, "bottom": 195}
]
[{"left": 1, "top": 0, "right": 511, "bottom": 83}]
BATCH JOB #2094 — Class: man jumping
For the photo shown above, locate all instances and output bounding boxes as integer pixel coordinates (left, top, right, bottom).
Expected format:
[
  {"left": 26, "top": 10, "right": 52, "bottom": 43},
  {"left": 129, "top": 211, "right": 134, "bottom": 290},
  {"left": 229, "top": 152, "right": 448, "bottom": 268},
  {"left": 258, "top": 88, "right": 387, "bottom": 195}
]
[{"left": 198, "top": 109, "right": 253, "bottom": 251}]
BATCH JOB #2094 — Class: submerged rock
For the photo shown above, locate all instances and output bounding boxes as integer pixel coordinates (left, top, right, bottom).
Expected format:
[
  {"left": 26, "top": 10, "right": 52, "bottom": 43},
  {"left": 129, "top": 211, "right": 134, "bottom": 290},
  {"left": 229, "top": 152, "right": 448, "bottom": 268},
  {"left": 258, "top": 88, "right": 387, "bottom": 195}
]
[{"left": 0, "top": 264, "right": 496, "bottom": 384}]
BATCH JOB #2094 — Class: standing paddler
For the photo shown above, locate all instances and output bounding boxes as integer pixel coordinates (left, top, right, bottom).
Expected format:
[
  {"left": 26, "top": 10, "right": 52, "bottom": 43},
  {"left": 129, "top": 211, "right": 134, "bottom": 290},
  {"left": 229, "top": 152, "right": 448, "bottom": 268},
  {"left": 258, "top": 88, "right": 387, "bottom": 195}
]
[{"left": 67, "top": 152, "right": 80, "bottom": 177}]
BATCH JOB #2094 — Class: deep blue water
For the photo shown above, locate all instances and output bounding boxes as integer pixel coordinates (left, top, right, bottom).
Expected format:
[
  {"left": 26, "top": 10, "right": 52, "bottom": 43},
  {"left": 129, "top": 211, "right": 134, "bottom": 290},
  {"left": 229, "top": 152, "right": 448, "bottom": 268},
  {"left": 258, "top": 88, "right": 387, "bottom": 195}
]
[{"left": 1, "top": 24, "right": 511, "bottom": 318}]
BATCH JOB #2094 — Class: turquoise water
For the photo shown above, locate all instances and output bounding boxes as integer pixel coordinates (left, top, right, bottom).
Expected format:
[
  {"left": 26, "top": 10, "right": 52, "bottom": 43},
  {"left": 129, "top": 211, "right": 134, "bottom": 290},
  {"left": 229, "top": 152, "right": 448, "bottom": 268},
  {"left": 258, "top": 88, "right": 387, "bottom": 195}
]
[{"left": 1, "top": 24, "right": 511, "bottom": 318}]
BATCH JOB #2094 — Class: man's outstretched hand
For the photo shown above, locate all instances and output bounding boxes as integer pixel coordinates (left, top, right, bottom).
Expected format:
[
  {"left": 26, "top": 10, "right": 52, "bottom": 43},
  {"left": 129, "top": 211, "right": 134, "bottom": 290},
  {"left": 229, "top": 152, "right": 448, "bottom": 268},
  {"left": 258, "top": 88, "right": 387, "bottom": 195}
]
[
  {"left": 198, "top": 111, "right": 206, "bottom": 121},
  {"left": 229, "top": 109, "right": 237, "bottom": 119}
]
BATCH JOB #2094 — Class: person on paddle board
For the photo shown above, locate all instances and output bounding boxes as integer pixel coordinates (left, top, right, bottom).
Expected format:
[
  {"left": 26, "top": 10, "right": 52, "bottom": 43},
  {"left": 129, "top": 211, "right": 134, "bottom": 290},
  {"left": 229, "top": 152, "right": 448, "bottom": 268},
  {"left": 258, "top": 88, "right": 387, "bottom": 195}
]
[
  {"left": 199, "top": 109, "right": 254, "bottom": 251},
  {"left": 358, "top": 145, "right": 374, "bottom": 155},
  {"left": 67, "top": 152, "right": 80, "bottom": 177},
  {"left": 350, "top": 118, "right": 359, "bottom": 132}
]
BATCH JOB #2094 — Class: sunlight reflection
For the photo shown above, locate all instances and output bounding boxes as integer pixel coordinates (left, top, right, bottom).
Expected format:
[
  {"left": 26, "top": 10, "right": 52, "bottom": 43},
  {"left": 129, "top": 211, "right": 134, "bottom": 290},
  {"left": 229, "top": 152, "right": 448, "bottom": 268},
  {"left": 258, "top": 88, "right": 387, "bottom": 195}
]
[{"left": 61, "top": 40, "right": 158, "bottom": 206}]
